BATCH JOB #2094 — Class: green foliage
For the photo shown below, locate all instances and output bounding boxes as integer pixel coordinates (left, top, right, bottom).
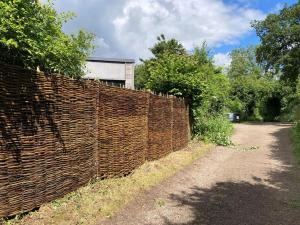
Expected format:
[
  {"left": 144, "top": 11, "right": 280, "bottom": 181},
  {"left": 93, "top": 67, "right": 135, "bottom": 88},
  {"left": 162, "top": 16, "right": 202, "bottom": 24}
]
[
  {"left": 144, "top": 43, "right": 232, "bottom": 119},
  {"left": 134, "top": 35, "right": 187, "bottom": 90},
  {"left": 193, "top": 111, "right": 233, "bottom": 146},
  {"left": 228, "top": 46, "right": 263, "bottom": 79},
  {"left": 293, "top": 78, "right": 300, "bottom": 121},
  {"left": 291, "top": 121, "right": 300, "bottom": 164},
  {"left": 150, "top": 34, "right": 186, "bottom": 58},
  {"left": 134, "top": 63, "right": 149, "bottom": 90},
  {"left": 252, "top": 2, "right": 300, "bottom": 85},
  {"left": 0, "top": 0, "right": 95, "bottom": 78},
  {"left": 275, "top": 75, "right": 300, "bottom": 122},
  {"left": 146, "top": 52, "right": 201, "bottom": 98},
  {"left": 135, "top": 36, "right": 233, "bottom": 145},
  {"left": 290, "top": 77, "right": 300, "bottom": 164},
  {"left": 229, "top": 76, "right": 280, "bottom": 121},
  {"left": 228, "top": 47, "right": 281, "bottom": 121},
  {"left": 144, "top": 42, "right": 230, "bottom": 107},
  {"left": 251, "top": 2, "right": 300, "bottom": 122}
]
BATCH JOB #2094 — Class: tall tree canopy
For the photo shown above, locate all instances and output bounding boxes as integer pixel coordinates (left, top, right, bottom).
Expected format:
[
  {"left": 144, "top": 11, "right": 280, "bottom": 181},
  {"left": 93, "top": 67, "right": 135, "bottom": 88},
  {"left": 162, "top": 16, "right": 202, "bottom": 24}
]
[
  {"left": 135, "top": 34, "right": 187, "bottom": 90},
  {"left": 150, "top": 34, "right": 186, "bottom": 58},
  {"left": 228, "top": 46, "right": 281, "bottom": 121},
  {"left": 228, "top": 46, "right": 263, "bottom": 79},
  {"left": 252, "top": 1, "right": 300, "bottom": 85},
  {"left": 0, "top": 0, "right": 95, "bottom": 78}
]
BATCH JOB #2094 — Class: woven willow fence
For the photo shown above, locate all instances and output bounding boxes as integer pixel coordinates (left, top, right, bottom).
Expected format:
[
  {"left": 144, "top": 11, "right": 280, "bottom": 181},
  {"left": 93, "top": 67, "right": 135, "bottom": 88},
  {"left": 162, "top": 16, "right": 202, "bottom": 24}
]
[{"left": 0, "top": 63, "right": 189, "bottom": 217}]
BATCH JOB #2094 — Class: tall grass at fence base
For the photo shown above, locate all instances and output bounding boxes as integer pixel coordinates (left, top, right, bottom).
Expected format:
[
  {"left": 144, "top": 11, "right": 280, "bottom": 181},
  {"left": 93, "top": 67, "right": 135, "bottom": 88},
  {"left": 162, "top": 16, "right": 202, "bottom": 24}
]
[{"left": 2, "top": 142, "right": 212, "bottom": 225}]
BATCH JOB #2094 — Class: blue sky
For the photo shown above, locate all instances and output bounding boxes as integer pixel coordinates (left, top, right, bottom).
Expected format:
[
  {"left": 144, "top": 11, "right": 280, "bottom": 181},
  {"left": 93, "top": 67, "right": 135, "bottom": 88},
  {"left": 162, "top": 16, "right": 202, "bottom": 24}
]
[
  {"left": 213, "top": 0, "right": 297, "bottom": 54},
  {"left": 44, "top": 0, "right": 298, "bottom": 66}
]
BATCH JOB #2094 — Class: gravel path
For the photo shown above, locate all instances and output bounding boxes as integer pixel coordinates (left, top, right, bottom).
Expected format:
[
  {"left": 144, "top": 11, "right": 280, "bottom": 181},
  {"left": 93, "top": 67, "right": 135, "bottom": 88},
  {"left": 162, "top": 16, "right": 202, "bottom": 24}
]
[{"left": 100, "top": 123, "right": 300, "bottom": 225}]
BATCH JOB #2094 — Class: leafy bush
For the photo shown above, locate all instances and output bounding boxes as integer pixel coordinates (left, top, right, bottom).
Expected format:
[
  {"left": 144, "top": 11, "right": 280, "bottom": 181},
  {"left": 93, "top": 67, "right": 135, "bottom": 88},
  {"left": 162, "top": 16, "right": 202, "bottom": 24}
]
[
  {"left": 134, "top": 36, "right": 234, "bottom": 144},
  {"left": 229, "top": 75, "right": 280, "bottom": 121},
  {"left": 193, "top": 110, "right": 233, "bottom": 146}
]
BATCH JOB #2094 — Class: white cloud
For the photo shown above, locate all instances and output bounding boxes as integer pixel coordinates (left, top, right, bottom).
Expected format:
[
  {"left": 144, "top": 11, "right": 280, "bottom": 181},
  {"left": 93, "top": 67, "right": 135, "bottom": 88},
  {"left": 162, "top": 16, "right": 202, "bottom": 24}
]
[
  {"left": 46, "top": 0, "right": 265, "bottom": 60},
  {"left": 113, "top": 0, "right": 265, "bottom": 59},
  {"left": 213, "top": 52, "right": 232, "bottom": 68},
  {"left": 94, "top": 37, "right": 113, "bottom": 56}
]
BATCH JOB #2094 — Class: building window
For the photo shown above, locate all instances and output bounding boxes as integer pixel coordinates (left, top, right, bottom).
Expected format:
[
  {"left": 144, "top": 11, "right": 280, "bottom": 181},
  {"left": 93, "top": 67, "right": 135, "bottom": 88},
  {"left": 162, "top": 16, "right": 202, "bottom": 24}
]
[{"left": 101, "top": 80, "right": 125, "bottom": 88}]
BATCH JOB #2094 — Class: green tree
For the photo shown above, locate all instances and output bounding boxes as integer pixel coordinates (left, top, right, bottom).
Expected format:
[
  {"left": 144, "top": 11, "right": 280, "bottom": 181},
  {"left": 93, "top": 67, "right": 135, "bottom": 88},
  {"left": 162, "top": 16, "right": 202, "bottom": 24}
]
[
  {"left": 134, "top": 63, "right": 149, "bottom": 90},
  {"left": 252, "top": 1, "right": 300, "bottom": 85},
  {"left": 0, "top": 0, "right": 95, "bottom": 78},
  {"left": 228, "top": 47, "right": 281, "bottom": 121},
  {"left": 145, "top": 52, "right": 206, "bottom": 105},
  {"left": 145, "top": 44, "right": 229, "bottom": 108},
  {"left": 150, "top": 34, "right": 186, "bottom": 58},
  {"left": 134, "top": 34, "right": 187, "bottom": 90},
  {"left": 135, "top": 37, "right": 230, "bottom": 114},
  {"left": 193, "top": 43, "right": 212, "bottom": 66},
  {"left": 228, "top": 46, "right": 263, "bottom": 79},
  {"left": 229, "top": 76, "right": 280, "bottom": 121}
]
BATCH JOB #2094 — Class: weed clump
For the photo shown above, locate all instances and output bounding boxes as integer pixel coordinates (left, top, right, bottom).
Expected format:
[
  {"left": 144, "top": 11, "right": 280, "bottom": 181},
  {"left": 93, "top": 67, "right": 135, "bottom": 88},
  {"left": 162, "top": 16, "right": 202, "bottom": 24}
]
[{"left": 193, "top": 114, "right": 233, "bottom": 146}]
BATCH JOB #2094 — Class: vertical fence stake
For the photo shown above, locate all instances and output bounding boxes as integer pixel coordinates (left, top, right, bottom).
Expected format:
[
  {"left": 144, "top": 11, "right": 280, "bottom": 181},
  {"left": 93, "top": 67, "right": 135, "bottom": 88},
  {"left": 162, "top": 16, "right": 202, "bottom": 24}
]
[{"left": 95, "top": 87, "right": 100, "bottom": 178}]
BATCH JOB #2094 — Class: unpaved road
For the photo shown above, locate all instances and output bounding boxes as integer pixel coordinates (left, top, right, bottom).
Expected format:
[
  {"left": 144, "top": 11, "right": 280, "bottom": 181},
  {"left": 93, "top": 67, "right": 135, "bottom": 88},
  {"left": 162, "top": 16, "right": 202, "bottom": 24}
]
[{"left": 101, "top": 123, "right": 300, "bottom": 225}]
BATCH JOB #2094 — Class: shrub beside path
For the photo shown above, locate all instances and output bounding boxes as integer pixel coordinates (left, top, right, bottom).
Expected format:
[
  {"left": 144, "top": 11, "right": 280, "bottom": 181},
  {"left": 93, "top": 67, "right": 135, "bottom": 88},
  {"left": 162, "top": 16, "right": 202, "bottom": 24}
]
[{"left": 100, "top": 123, "right": 300, "bottom": 225}]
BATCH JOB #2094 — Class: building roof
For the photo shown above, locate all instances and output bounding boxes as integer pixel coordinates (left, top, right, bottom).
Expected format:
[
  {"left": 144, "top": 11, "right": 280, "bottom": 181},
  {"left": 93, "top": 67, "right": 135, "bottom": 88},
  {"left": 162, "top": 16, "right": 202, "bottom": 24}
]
[{"left": 87, "top": 57, "right": 135, "bottom": 64}]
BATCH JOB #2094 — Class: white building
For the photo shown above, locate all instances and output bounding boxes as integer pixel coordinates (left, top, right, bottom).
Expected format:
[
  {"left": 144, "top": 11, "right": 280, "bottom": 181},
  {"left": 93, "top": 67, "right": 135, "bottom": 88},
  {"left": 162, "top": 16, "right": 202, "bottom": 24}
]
[{"left": 84, "top": 57, "right": 135, "bottom": 89}]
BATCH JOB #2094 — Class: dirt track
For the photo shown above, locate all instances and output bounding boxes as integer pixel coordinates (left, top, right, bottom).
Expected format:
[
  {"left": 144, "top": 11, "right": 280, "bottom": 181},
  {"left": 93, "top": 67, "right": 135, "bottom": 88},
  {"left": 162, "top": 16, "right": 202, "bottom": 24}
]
[{"left": 100, "top": 123, "right": 300, "bottom": 225}]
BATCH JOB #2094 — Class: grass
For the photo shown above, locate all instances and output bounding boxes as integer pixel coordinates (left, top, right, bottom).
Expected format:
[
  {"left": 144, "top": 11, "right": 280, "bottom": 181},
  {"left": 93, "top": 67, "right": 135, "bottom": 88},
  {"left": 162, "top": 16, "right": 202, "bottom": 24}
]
[
  {"left": 291, "top": 122, "right": 300, "bottom": 165},
  {"left": 193, "top": 113, "right": 233, "bottom": 146},
  {"left": 288, "top": 122, "right": 300, "bottom": 209},
  {"left": 2, "top": 142, "right": 213, "bottom": 225},
  {"left": 289, "top": 198, "right": 300, "bottom": 209},
  {"left": 155, "top": 198, "right": 166, "bottom": 207}
]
